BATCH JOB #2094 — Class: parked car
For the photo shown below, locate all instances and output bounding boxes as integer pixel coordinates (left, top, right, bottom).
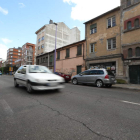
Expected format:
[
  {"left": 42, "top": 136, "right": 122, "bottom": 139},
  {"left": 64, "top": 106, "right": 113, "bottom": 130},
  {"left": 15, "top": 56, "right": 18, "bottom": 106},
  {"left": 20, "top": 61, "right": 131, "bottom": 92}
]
[
  {"left": 72, "top": 68, "right": 116, "bottom": 88},
  {"left": 14, "top": 65, "right": 65, "bottom": 93},
  {"left": 54, "top": 72, "right": 71, "bottom": 82},
  {"left": 0, "top": 71, "right": 2, "bottom": 76}
]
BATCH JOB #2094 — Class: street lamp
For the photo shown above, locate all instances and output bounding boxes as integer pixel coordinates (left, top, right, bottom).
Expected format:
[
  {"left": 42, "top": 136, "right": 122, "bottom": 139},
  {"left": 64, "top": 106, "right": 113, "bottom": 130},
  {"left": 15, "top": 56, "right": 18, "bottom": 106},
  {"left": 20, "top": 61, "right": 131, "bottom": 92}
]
[{"left": 53, "top": 22, "right": 57, "bottom": 73}]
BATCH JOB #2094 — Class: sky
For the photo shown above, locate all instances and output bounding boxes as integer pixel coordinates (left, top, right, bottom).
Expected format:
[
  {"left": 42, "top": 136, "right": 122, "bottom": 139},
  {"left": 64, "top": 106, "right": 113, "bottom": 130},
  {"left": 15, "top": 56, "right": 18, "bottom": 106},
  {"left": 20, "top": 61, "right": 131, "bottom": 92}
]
[{"left": 0, "top": 0, "right": 120, "bottom": 60}]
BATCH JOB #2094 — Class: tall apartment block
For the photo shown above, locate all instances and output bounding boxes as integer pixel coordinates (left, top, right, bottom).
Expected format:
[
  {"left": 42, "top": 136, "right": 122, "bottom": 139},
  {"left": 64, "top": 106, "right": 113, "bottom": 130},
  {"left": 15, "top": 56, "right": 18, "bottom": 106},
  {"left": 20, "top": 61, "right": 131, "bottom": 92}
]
[
  {"left": 35, "top": 20, "right": 80, "bottom": 57},
  {"left": 21, "top": 43, "right": 35, "bottom": 65},
  {"left": 7, "top": 47, "right": 22, "bottom": 65}
]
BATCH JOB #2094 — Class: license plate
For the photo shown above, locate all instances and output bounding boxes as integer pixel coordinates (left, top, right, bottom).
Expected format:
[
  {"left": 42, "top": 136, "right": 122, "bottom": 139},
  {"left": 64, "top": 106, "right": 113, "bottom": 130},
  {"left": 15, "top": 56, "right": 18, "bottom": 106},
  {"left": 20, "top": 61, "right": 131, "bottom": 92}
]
[
  {"left": 111, "top": 78, "right": 115, "bottom": 80},
  {"left": 66, "top": 76, "right": 69, "bottom": 78}
]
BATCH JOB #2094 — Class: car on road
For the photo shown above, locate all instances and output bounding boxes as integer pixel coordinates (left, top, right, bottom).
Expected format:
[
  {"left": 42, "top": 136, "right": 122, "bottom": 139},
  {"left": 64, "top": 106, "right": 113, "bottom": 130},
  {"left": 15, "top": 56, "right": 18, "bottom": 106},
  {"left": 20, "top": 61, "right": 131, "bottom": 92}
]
[
  {"left": 72, "top": 68, "right": 116, "bottom": 88},
  {"left": 14, "top": 65, "right": 65, "bottom": 93},
  {"left": 54, "top": 72, "right": 71, "bottom": 83},
  {"left": 0, "top": 71, "right": 2, "bottom": 76}
]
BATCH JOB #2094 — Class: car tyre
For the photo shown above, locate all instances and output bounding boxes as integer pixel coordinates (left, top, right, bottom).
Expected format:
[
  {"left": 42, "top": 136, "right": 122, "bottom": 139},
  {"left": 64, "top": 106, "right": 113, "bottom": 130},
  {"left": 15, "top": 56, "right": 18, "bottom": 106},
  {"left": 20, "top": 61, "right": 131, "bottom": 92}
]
[
  {"left": 14, "top": 79, "right": 19, "bottom": 87},
  {"left": 72, "top": 78, "right": 78, "bottom": 85},
  {"left": 26, "top": 81, "right": 33, "bottom": 93},
  {"left": 96, "top": 80, "right": 103, "bottom": 88},
  {"left": 105, "top": 84, "right": 112, "bottom": 88}
]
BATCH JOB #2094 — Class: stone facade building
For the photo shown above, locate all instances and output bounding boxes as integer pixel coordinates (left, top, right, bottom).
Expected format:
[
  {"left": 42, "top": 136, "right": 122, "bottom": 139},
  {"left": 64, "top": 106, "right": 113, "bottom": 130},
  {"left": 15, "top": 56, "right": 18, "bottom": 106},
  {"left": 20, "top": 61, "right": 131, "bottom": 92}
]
[
  {"left": 121, "top": 0, "right": 140, "bottom": 84},
  {"left": 84, "top": 7, "right": 124, "bottom": 78}
]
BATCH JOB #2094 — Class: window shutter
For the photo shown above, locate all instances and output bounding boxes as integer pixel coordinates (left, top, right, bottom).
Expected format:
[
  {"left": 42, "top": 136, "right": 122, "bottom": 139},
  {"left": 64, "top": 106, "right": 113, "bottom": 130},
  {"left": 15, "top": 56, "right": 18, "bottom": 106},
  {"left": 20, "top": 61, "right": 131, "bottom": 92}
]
[
  {"left": 90, "top": 23, "right": 97, "bottom": 29},
  {"left": 94, "top": 43, "right": 97, "bottom": 52}
]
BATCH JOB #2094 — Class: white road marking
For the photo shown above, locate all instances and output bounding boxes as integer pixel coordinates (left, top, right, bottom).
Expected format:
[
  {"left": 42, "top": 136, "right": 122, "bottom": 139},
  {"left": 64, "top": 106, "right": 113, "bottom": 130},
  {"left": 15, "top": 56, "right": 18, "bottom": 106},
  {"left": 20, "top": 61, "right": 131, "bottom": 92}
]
[
  {"left": 121, "top": 100, "right": 140, "bottom": 106},
  {"left": 0, "top": 99, "right": 13, "bottom": 116}
]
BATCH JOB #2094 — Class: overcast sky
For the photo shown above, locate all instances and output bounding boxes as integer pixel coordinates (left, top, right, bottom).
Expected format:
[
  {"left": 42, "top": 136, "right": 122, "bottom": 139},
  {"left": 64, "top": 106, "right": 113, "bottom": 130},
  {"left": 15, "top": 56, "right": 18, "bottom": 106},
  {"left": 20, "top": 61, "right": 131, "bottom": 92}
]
[{"left": 0, "top": 0, "right": 120, "bottom": 60}]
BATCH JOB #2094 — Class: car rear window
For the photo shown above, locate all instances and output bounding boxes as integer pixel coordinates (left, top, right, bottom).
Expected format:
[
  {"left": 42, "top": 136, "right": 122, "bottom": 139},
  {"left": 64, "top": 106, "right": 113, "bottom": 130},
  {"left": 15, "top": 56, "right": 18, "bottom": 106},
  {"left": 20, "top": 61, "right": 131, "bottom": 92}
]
[
  {"left": 107, "top": 70, "right": 115, "bottom": 76},
  {"left": 90, "top": 70, "right": 104, "bottom": 75}
]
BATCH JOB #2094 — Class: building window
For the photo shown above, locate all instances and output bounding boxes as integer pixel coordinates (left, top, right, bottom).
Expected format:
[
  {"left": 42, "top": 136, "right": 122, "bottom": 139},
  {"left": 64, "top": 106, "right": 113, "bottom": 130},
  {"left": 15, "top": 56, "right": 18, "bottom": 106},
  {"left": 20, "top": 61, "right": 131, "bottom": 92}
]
[
  {"left": 38, "top": 46, "right": 40, "bottom": 50},
  {"left": 136, "top": 47, "right": 140, "bottom": 56},
  {"left": 90, "top": 43, "right": 96, "bottom": 53},
  {"left": 90, "top": 23, "right": 97, "bottom": 34},
  {"left": 127, "top": 21, "right": 132, "bottom": 30},
  {"left": 107, "top": 16, "right": 116, "bottom": 28},
  {"left": 49, "top": 55, "right": 53, "bottom": 65},
  {"left": 41, "top": 45, "right": 44, "bottom": 49},
  {"left": 42, "top": 36, "right": 44, "bottom": 40},
  {"left": 135, "top": 18, "right": 139, "bottom": 28},
  {"left": 57, "top": 51, "right": 60, "bottom": 60},
  {"left": 43, "top": 57, "right": 45, "bottom": 63},
  {"left": 128, "top": 48, "right": 132, "bottom": 57},
  {"left": 107, "top": 38, "right": 116, "bottom": 50},
  {"left": 38, "top": 38, "right": 40, "bottom": 43},
  {"left": 77, "top": 45, "right": 82, "bottom": 56},
  {"left": 66, "top": 48, "right": 70, "bottom": 58},
  {"left": 127, "top": 0, "right": 131, "bottom": 6}
]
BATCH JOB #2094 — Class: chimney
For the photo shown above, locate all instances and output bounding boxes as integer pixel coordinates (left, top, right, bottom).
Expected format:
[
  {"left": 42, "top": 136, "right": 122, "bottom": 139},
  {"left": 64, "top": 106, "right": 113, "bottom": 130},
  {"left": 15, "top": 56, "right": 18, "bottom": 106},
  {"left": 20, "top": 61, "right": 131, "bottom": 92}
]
[{"left": 49, "top": 20, "right": 53, "bottom": 24}]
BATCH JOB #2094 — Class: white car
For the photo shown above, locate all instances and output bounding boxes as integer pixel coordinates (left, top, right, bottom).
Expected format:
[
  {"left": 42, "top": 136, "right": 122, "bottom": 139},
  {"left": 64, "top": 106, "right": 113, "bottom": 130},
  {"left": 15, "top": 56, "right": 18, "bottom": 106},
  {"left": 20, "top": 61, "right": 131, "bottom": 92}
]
[{"left": 14, "top": 65, "right": 65, "bottom": 93}]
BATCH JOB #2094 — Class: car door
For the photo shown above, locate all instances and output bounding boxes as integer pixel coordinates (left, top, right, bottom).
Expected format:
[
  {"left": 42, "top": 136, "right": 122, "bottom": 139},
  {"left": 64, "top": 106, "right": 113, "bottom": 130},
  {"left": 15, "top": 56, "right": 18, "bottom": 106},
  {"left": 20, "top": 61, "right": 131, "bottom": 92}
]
[
  {"left": 78, "top": 71, "right": 89, "bottom": 83},
  {"left": 87, "top": 70, "right": 97, "bottom": 83},
  {"left": 19, "top": 66, "right": 27, "bottom": 86},
  {"left": 15, "top": 66, "right": 23, "bottom": 85}
]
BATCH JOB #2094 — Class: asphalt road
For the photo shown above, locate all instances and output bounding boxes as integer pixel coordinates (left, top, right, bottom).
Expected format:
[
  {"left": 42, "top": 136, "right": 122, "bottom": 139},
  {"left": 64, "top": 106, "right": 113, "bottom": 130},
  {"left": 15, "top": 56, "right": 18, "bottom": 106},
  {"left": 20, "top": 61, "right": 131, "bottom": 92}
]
[{"left": 0, "top": 75, "right": 140, "bottom": 140}]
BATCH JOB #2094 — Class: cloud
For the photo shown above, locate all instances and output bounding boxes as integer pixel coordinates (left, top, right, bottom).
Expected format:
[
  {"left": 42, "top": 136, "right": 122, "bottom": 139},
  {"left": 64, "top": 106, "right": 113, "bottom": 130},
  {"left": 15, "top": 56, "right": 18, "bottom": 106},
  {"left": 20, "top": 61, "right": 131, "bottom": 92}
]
[
  {"left": 0, "top": 6, "right": 8, "bottom": 15},
  {"left": 19, "top": 3, "right": 25, "bottom": 8},
  {"left": 1, "top": 38, "right": 13, "bottom": 44},
  {"left": 63, "top": 0, "right": 120, "bottom": 21},
  {"left": 0, "top": 44, "right": 8, "bottom": 60}
]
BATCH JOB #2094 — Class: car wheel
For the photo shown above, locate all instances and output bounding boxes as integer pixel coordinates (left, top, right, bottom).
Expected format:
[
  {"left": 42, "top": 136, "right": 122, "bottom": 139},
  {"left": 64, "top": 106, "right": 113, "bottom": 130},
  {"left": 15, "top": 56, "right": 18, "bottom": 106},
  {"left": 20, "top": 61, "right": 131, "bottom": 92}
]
[
  {"left": 96, "top": 80, "right": 103, "bottom": 88},
  {"left": 14, "top": 79, "right": 19, "bottom": 87},
  {"left": 72, "top": 78, "right": 78, "bottom": 85},
  {"left": 105, "top": 84, "right": 112, "bottom": 88},
  {"left": 26, "top": 82, "right": 33, "bottom": 93}
]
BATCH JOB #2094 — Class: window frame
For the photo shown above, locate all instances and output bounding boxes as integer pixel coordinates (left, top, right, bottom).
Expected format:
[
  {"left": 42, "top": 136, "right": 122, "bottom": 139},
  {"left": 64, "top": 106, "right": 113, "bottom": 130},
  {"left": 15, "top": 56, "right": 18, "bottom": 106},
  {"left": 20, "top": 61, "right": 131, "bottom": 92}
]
[
  {"left": 90, "top": 23, "right": 97, "bottom": 34},
  {"left": 107, "top": 37, "right": 116, "bottom": 50},
  {"left": 136, "top": 47, "right": 140, "bottom": 57},
  {"left": 127, "top": 0, "right": 131, "bottom": 7},
  {"left": 57, "top": 51, "right": 60, "bottom": 60},
  {"left": 127, "top": 21, "right": 132, "bottom": 30},
  {"left": 134, "top": 18, "right": 139, "bottom": 28},
  {"left": 90, "top": 43, "right": 96, "bottom": 53},
  {"left": 128, "top": 48, "right": 133, "bottom": 58},
  {"left": 107, "top": 16, "right": 116, "bottom": 28},
  {"left": 77, "top": 45, "right": 82, "bottom": 56},
  {"left": 66, "top": 48, "right": 70, "bottom": 58}
]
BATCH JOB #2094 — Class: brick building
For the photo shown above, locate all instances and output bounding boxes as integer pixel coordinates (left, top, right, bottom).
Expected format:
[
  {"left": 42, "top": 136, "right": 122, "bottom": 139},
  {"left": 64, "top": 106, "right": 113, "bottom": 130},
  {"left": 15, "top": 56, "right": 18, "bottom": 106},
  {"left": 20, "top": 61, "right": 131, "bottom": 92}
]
[
  {"left": 121, "top": 0, "right": 140, "bottom": 84},
  {"left": 21, "top": 43, "right": 35, "bottom": 65},
  {"left": 7, "top": 47, "right": 22, "bottom": 65},
  {"left": 84, "top": 7, "right": 124, "bottom": 78}
]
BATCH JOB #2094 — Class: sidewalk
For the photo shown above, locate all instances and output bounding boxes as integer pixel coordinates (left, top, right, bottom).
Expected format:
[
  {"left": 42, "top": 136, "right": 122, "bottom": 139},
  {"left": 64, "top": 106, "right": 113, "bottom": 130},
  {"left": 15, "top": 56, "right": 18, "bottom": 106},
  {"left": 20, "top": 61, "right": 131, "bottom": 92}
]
[{"left": 113, "top": 84, "right": 140, "bottom": 91}]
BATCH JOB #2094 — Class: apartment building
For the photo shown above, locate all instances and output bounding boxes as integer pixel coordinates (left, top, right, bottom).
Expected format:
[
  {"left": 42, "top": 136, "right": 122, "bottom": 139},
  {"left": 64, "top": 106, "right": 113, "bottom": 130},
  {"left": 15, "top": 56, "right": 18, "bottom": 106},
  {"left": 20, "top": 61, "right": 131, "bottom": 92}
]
[
  {"left": 121, "top": 0, "right": 140, "bottom": 84},
  {"left": 21, "top": 43, "right": 35, "bottom": 65},
  {"left": 84, "top": 7, "right": 124, "bottom": 78},
  {"left": 7, "top": 47, "right": 22, "bottom": 65},
  {"left": 35, "top": 20, "right": 80, "bottom": 58},
  {"left": 56, "top": 40, "right": 86, "bottom": 76}
]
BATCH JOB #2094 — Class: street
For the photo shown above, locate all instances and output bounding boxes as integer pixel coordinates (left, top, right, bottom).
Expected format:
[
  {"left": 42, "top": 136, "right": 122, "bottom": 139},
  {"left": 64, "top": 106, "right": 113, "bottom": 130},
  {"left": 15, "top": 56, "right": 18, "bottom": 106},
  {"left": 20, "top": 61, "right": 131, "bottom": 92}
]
[{"left": 0, "top": 76, "right": 140, "bottom": 140}]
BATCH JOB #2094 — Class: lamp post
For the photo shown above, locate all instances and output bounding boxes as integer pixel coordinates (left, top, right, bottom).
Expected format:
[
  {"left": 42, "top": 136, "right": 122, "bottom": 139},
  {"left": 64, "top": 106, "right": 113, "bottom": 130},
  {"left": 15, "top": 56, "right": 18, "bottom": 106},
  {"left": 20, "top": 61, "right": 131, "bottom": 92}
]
[{"left": 53, "top": 22, "right": 57, "bottom": 73}]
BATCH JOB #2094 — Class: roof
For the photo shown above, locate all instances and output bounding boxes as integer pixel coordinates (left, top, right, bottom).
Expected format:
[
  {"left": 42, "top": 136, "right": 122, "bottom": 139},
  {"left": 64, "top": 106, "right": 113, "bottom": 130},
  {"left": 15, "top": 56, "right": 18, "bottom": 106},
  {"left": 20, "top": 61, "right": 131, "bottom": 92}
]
[
  {"left": 35, "top": 25, "right": 46, "bottom": 34},
  {"left": 84, "top": 6, "right": 120, "bottom": 24},
  {"left": 56, "top": 39, "right": 86, "bottom": 51}
]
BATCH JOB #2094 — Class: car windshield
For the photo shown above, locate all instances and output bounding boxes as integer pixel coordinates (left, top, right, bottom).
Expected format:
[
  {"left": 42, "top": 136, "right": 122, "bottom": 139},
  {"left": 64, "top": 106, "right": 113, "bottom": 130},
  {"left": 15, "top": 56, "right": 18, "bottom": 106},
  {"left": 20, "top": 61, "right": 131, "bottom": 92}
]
[{"left": 29, "top": 65, "right": 52, "bottom": 73}]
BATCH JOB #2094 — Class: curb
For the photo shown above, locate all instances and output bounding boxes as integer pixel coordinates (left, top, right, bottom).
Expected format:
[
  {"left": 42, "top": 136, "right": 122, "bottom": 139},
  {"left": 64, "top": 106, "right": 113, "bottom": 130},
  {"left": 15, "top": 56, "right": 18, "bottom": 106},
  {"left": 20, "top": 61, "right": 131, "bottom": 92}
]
[{"left": 113, "top": 86, "right": 140, "bottom": 91}]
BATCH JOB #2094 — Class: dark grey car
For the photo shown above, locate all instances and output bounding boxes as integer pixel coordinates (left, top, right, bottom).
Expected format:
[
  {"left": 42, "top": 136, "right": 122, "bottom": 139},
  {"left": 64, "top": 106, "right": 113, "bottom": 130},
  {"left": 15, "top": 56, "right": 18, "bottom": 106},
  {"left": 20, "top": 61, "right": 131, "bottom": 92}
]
[{"left": 72, "top": 69, "right": 116, "bottom": 88}]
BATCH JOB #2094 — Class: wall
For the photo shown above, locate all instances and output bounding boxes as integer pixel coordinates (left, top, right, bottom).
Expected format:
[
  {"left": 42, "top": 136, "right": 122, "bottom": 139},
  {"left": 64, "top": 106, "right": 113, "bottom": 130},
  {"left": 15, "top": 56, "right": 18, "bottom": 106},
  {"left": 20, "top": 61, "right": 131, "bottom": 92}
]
[{"left": 56, "top": 41, "right": 86, "bottom": 76}]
